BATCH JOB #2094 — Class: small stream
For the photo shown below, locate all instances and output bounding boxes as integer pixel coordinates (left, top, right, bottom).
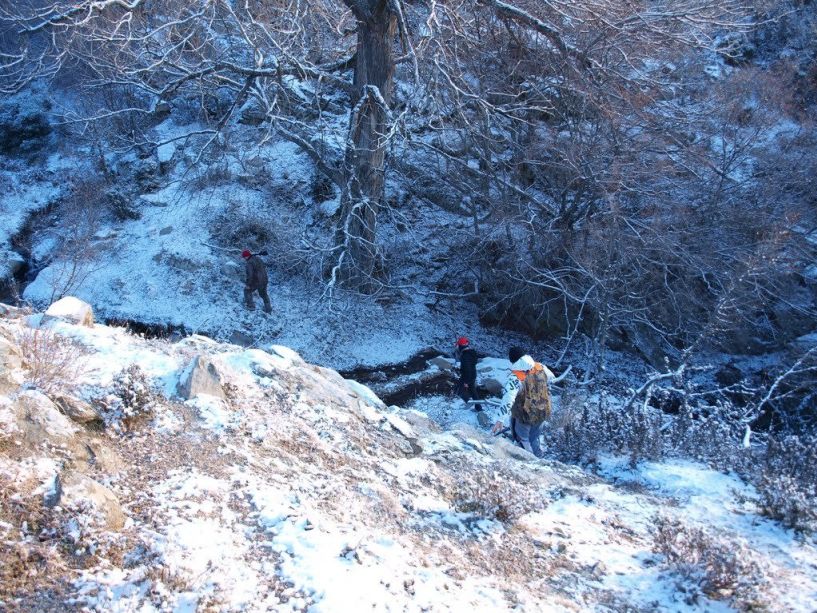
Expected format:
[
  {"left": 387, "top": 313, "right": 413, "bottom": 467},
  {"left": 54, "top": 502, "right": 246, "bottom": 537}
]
[
  {"left": 339, "top": 349, "right": 498, "bottom": 407},
  {"left": 339, "top": 349, "right": 458, "bottom": 406},
  {"left": 1, "top": 200, "right": 59, "bottom": 305}
]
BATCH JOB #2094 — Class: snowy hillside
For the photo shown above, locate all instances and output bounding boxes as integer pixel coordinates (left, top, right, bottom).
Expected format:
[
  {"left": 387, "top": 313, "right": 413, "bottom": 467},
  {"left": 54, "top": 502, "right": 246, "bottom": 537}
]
[{"left": 1, "top": 302, "right": 814, "bottom": 611}]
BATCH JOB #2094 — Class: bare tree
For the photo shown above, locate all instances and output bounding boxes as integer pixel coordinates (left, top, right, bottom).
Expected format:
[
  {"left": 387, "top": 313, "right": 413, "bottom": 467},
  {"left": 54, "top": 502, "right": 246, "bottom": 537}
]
[{"left": 1, "top": 0, "right": 763, "bottom": 295}]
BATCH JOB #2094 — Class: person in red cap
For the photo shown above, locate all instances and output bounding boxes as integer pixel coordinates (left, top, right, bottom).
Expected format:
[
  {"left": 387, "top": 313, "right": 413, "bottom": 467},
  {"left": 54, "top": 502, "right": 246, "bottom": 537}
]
[
  {"left": 453, "top": 336, "right": 481, "bottom": 411},
  {"left": 241, "top": 249, "right": 272, "bottom": 313}
]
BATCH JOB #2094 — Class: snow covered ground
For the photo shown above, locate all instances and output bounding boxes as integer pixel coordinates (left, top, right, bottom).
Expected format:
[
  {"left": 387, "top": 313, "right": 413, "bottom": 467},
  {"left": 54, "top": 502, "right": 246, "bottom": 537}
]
[
  {"left": 1, "top": 309, "right": 814, "bottom": 612},
  {"left": 13, "top": 129, "right": 539, "bottom": 372}
]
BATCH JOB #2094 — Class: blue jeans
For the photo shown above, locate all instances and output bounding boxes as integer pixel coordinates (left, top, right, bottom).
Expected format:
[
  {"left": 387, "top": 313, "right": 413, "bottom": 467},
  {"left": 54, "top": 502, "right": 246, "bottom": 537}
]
[{"left": 513, "top": 420, "right": 544, "bottom": 458}]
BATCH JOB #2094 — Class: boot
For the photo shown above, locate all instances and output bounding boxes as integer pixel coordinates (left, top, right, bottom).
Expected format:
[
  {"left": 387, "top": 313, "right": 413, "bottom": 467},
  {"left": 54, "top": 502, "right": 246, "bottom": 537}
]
[{"left": 476, "top": 411, "right": 491, "bottom": 428}]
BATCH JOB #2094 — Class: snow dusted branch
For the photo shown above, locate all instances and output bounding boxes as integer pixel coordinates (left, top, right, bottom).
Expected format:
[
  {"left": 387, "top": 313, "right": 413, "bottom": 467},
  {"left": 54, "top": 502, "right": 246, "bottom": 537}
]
[
  {"left": 756, "top": 346, "right": 817, "bottom": 415},
  {"left": 16, "top": 0, "right": 146, "bottom": 34}
]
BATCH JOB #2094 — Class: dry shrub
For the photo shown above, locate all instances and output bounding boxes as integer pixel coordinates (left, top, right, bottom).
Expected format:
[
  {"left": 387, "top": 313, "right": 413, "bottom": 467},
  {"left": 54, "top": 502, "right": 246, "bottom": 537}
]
[
  {"left": 0, "top": 474, "right": 69, "bottom": 606},
  {"left": 190, "top": 162, "right": 233, "bottom": 190},
  {"left": 545, "top": 393, "right": 664, "bottom": 468},
  {"left": 96, "top": 365, "right": 159, "bottom": 432},
  {"left": 653, "top": 516, "right": 768, "bottom": 609},
  {"left": 754, "top": 434, "right": 817, "bottom": 534},
  {"left": 15, "top": 326, "right": 88, "bottom": 394},
  {"left": 450, "top": 465, "right": 546, "bottom": 524}
]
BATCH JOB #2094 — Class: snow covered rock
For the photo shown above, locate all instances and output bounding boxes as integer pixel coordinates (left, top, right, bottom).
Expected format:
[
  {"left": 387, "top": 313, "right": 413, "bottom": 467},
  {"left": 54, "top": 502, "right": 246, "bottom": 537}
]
[
  {"left": 177, "top": 355, "right": 226, "bottom": 400},
  {"left": 0, "top": 303, "right": 26, "bottom": 319},
  {"left": 60, "top": 470, "right": 126, "bottom": 530},
  {"left": 428, "top": 356, "right": 455, "bottom": 371},
  {"left": 43, "top": 296, "right": 94, "bottom": 328},
  {"left": 52, "top": 393, "right": 101, "bottom": 424},
  {"left": 157, "top": 141, "right": 175, "bottom": 165},
  {"left": 384, "top": 412, "right": 423, "bottom": 456},
  {"left": 14, "top": 389, "right": 80, "bottom": 446},
  {"left": 476, "top": 358, "right": 508, "bottom": 395}
]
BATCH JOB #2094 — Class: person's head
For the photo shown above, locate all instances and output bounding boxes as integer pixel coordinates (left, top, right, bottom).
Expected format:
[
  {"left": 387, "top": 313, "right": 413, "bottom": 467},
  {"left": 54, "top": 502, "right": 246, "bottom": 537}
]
[
  {"left": 508, "top": 346, "right": 525, "bottom": 363},
  {"left": 241, "top": 249, "right": 252, "bottom": 259},
  {"left": 456, "top": 336, "right": 469, "bottom": 348}
]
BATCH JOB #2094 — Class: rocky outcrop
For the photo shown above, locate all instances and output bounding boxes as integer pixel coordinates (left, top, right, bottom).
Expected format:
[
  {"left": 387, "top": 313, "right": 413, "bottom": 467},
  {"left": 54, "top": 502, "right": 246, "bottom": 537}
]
[
  {"left": 0, "top": 336, "right": 22, "bottom": 394},
  {"left": 177, "top": 355, "right": 225, "bottom": 400},
  {"left": 59, "top": 470, "right": 125, "bottom": 530},
  {"left": 14, "top": 389, "right": 80, "bottom": 447},
  {"left": 52, "top": 393, "right": 101, "bottom": 424},
  {"left": 428, "top": 356, "right": 455, "bottom": 371},
  {"left": 0, "top": 303, "right": 26, "bottom": 319},
  {"left": 11, "top": 390, "right": 121, "bottom": 474}
]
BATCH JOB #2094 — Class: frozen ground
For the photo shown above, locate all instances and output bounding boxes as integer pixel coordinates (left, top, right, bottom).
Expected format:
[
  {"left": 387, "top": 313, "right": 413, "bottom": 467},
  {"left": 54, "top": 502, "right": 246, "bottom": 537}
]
[
  {"left": 15, "top": 131, "right": 542, "bottom": 371},
  {"left": 1, "top": 312, "right": 814, "bottom": 612}
]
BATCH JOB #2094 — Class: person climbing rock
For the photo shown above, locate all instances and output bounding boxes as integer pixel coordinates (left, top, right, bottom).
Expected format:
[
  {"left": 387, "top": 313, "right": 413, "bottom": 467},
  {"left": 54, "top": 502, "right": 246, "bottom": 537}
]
[
  {"left": 242, "top": 249, "right": 272, "bottom": 314},
  {"left": 453, "top": 336, "right": 482, "bottom": 412}
]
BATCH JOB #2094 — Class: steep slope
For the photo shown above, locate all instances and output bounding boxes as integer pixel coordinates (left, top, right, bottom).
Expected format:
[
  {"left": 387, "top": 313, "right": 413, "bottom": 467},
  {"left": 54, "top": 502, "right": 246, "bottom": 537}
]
[{"left": 0, "top": 302, "right": 814, "bottom": 612}]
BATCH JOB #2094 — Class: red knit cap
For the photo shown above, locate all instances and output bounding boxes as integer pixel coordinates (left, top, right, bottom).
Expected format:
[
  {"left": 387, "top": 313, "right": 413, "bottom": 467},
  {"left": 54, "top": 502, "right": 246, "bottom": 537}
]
[
  {"left": 456, "top": 336, "right": 469, "bottom": 347},
  {"left": 241, "top": 249, "right": 251, "bottom": 259}
]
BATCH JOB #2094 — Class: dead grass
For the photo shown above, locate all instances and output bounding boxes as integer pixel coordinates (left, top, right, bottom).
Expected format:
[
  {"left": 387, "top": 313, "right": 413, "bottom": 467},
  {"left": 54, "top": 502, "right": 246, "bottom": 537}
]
[{"left": 0, "top": 474, "right": 73, "bottom": 608}]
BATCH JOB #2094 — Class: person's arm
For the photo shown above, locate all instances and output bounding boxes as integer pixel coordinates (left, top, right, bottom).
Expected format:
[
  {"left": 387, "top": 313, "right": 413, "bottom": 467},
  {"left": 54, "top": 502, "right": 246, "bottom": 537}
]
[{"left": 510, "top": 378, "right": 528, "bottom": 421}]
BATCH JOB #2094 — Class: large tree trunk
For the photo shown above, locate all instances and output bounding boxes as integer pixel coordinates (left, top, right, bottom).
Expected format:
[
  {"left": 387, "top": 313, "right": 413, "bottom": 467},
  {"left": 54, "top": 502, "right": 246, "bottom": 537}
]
[{"left": 335, "top": 0, "right": 396, "bottom": 291}]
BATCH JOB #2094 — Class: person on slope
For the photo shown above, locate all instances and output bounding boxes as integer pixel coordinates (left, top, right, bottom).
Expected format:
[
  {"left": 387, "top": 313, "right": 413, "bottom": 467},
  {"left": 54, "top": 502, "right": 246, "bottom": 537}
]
[
  {"left": 242, "top": 249, "right": 272, "bottom": 314},
  {"left": 453, "top": 336, "right": 482, "bottom": 412},
  {"left": 492, "top": 347, "right": 552, "bottom": 458}
]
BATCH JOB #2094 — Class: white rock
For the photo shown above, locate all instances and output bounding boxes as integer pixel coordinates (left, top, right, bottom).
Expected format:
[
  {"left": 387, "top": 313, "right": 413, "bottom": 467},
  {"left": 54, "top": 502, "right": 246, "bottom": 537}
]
[
  {"left": 44, "top": 296, "right": 94, "bottom": 327},
  {"left": 157, "top": 141, "right": 176, "bottom": 163},
  {"left": 0, "top": 336, "right": 22, "bottom": 393},
  {"left": 428, "top": 356, "right": 455, "bottom": 371}
]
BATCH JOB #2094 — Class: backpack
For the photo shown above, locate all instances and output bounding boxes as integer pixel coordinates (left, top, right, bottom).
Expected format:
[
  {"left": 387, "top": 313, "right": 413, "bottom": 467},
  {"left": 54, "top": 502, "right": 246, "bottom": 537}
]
[{"left": 517, "top": 365, "right": 551, "bottom": 425}]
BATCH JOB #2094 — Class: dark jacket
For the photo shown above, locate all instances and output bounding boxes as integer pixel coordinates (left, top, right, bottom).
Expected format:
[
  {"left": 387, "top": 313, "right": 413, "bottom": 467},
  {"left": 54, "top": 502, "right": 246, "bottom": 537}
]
[
  {"left": 456, "top": 346, "right": 478, "bottom": 382},
  {"left": 245, "top": 255, "right": 268, "bottom": 290}
]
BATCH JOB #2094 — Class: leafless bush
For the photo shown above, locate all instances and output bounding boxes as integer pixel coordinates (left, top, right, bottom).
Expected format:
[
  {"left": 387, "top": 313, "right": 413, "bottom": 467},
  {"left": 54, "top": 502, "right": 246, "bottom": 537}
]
[
  {"left": 96, "top": 365, "right": 159, "bottom": 432},
  {"left": 754, "top": 434, "right": 817, "bottom": 534},
  {"left": 190, "top": 162, "right": 233, "bottom": 191},
  {"left": 210, "top": 201, "right": 307, "bottom": 279},
  {"left": 211, "top": 203, "right": 273, "bottom": 247},
  {"left": 0, "top": 473, "right": 118, "bottom": 606},
  {"left": 653, "top": 516, "right": 769, "bottom": 608},
  {"left": 40, "top": 178, "right": 107, "bottom": 302},
  {"left": 105, "top": 189, "right": 141, "bottom": 221},
  {"left": 311, "top": 171, "right": 336, "bottom": 204},
  {"left": 15, "top": 326, "right": 88, "bottom": 394},
  {"left": 545, "top": 394, "right": 664, "bottom": 468},
  {"left": 0, "top": 474, "right": 67, "bottom": 605}
]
